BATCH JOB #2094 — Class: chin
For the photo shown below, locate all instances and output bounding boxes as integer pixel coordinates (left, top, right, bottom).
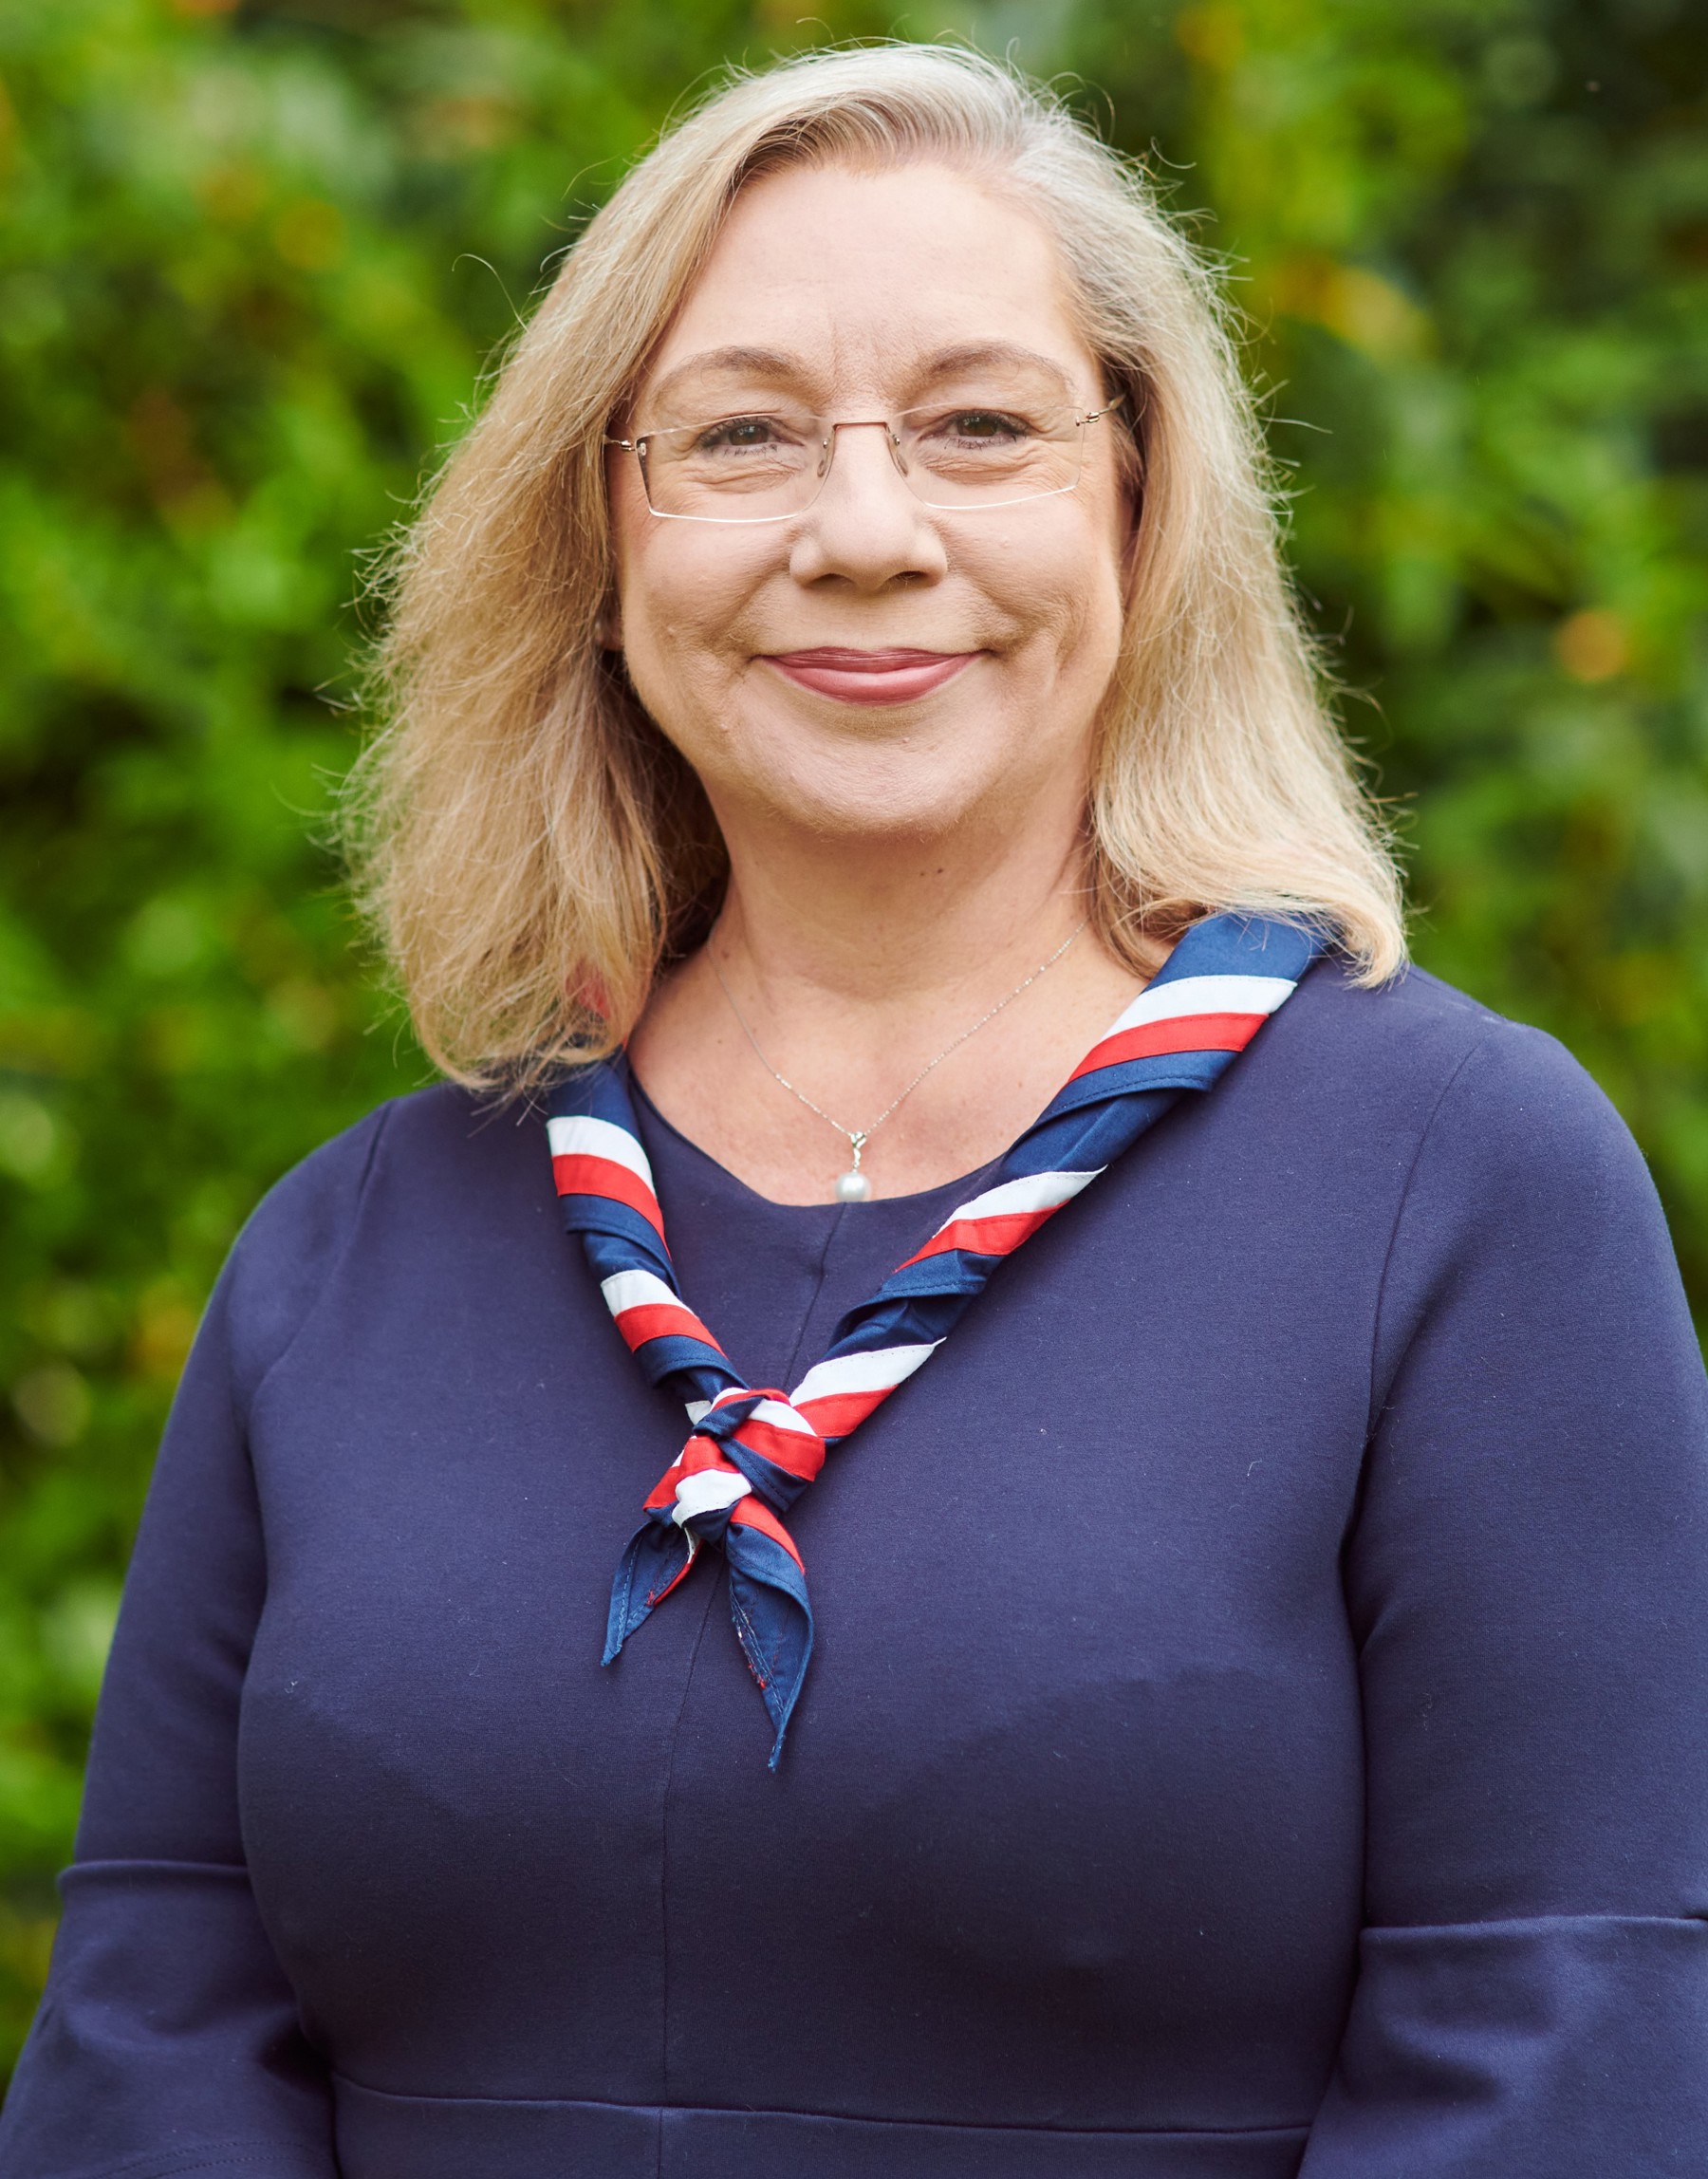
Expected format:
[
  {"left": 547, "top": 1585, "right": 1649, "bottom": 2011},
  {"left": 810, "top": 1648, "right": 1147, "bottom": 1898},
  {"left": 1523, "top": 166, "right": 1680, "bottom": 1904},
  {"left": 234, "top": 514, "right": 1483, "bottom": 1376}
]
[{"left": 758, "top": 743, "right": 1031, "bottom": 842}]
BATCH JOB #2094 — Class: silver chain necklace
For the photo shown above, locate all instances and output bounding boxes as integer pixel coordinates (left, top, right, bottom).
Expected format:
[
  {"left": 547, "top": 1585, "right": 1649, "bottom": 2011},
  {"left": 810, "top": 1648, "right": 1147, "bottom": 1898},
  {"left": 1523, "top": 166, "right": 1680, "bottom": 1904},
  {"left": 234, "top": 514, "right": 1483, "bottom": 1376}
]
[{"left": 711, "top": 920, "right": 1087, "bottom": 1202}]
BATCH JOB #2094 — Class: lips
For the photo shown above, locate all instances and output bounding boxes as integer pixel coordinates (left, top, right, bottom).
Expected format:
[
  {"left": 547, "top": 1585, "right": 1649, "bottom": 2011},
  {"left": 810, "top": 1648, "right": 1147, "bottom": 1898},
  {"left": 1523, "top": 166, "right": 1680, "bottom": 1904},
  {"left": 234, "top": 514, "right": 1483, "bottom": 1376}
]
[{"left": 764, "top": 647, "right": 979, "bottom": 705}]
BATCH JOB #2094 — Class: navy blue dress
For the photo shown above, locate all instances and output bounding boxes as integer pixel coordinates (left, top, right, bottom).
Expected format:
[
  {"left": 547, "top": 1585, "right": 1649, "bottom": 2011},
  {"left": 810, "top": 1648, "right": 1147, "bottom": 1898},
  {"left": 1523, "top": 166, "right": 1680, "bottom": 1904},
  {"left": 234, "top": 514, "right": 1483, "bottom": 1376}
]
[{"left": 4, "top": 961, "right": 1706, "bottom": 2177}]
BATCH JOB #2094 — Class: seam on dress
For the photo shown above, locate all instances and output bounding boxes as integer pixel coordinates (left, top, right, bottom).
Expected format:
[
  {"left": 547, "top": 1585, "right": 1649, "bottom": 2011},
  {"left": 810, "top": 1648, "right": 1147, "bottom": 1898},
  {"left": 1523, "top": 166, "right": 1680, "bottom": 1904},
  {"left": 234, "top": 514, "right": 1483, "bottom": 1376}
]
[
  {"left": 246, "top": 1097, "right": 396, "bottom": 1427},
  {"left": 60, "top": 1855, "right": 252, "bottom": 1874},
  {"left": 1360, "top": 1909, "right": 1708, "bottom": 1936},
  {"left": 329, "top": 2073, "right": 1312, "bottom": 2135},
  {"left": 779, "top": 1209, "right": 846, "bottom": 1395},
  {"left": 40, "top": 2142, "right": 310, "bottom": 2179},
  {"left": 213, "top": 1099, "right": 398, "bottom": 2075},
  {"left": 1338, "top": 1027, "right": 1494, "bottom": 1966},
  {"left": 223, "top": 1099, "right": 396, "bottom": 1797},
  {"left": 111, "top": 2162, "right": 283, "bottom": 2178},
  {"left": 656, "top": 1574, "right": 722, "bottom": 2179},
  {"left": 1361, "top": 1029, "right": 1494, "bottom": 1448}
]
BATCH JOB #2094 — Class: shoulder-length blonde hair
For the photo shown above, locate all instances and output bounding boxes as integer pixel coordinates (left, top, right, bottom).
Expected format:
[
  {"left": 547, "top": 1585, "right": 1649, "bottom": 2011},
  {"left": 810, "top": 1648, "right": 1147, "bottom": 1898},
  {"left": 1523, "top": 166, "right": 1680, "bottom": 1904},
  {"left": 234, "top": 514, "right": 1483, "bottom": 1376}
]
[{"left": 348, "top": 42, "right": 1405, "bottom": 1090}]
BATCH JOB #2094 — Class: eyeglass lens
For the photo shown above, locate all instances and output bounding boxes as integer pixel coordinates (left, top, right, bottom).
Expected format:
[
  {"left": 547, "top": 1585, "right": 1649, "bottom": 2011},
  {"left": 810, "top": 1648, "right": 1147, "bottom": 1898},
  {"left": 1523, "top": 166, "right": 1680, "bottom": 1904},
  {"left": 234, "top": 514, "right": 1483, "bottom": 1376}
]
[{"left": 634, "top": 392, "right": 1095, "bottom": 522}]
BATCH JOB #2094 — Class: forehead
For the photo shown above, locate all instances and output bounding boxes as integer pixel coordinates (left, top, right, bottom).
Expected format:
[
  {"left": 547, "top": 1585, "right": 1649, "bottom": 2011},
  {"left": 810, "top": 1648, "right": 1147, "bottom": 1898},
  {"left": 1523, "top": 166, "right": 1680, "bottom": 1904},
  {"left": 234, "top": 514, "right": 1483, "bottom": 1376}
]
[{"left": 638, "top": 160, "right": 1099, "bottom": 409}]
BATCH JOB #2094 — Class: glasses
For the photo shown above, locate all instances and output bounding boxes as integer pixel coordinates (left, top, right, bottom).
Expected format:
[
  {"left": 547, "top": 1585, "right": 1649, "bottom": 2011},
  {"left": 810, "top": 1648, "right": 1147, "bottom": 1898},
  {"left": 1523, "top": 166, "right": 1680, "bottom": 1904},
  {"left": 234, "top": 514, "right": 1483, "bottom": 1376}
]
[{"left": 606, "top": 391, "right": 1123, "bottom": 525}]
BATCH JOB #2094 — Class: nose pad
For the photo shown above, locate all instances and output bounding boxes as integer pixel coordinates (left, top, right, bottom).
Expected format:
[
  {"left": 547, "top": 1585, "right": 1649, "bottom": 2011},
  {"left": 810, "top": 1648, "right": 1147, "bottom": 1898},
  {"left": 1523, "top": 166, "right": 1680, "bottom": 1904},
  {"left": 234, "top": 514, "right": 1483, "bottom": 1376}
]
[{"left": 818, "top": 419, "right": 914, "bottom": 499}]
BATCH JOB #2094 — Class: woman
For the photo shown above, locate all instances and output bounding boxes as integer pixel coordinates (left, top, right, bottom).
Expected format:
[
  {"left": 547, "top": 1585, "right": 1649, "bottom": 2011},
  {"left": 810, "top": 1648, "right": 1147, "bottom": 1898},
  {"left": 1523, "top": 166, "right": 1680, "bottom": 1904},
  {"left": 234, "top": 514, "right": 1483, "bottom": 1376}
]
[{"left": 4, "top": 44, "right": 1704, "bottom": 2179}]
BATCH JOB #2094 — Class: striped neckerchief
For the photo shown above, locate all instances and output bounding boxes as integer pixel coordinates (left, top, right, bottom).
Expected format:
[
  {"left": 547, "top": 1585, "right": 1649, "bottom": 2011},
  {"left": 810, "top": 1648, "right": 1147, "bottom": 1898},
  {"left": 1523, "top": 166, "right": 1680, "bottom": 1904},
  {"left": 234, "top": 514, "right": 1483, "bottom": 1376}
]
[{"left": 548, "top": 913, "right": 1322, "bottom": 1763}]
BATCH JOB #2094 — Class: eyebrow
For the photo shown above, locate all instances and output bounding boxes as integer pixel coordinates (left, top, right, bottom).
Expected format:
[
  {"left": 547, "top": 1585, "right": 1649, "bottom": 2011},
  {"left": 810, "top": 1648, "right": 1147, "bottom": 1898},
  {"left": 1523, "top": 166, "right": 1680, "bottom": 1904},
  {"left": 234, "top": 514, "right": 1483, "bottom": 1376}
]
[
  {"left": 644, "top": 347, "right": 808, "bottom": 412},
  {"left": 909, "top": 343, "right": 1078, "bottom": 396},
  {"left": 642, "top": 340, "right": 1082, "bottom": 417}
]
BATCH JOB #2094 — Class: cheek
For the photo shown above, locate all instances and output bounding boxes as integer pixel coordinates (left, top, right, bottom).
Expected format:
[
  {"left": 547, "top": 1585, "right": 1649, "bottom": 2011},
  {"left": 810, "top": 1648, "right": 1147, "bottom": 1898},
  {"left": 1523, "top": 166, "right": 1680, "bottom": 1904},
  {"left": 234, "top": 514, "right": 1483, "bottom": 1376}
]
[
  {"left": 616, "top": 531, "right": 764, "bottom": 703},
  {"left": 1064, "top": 499, "right": 1130, "bottom": 675},
  {"left": 990, "top": 519, "right": 1124, "bottom": 676},
  {"left": 608, "top": 455, "right": 746, "bottom": 673}
]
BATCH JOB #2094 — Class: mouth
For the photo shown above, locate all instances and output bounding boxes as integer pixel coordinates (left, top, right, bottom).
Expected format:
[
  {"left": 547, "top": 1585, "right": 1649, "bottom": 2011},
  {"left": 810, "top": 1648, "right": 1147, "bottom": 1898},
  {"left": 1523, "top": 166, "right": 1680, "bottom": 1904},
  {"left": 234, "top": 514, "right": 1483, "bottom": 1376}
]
[{"left": 763, "top": 647, "right": 981, "bottom": 706}]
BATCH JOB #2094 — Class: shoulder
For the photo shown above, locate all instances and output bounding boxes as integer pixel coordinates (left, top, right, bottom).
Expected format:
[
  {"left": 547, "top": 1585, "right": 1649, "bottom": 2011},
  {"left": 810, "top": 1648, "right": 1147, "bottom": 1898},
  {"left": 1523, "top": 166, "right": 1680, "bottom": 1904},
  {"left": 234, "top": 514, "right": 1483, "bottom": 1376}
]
[
  {"left": 216, "top": 1081, "right": 495, "bottom": 1404},
  {"left": 1267, "top": 963, "right": 1699, "bottom": 1422},
  {"left": 1287, "top": 962, "right": 1693, "bottom": 1357},
  {"left": 1280, "top": 956, "right": 1643, "bottom": 1191},
  {"left": 1254, "top": 956, "right": 1681, "bottom": 1315}
]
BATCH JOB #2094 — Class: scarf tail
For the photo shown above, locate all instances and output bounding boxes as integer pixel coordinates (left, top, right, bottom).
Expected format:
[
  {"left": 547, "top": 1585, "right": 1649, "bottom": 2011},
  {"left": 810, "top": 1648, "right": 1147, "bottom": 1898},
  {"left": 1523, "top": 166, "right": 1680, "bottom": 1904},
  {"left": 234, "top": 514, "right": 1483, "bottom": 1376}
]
[
  {"left": 603, "top": 1517, "right": 696, "bottom": 1664},
  {"left": 725, "top": 1523, "right": 814, "bottom": 1767}
]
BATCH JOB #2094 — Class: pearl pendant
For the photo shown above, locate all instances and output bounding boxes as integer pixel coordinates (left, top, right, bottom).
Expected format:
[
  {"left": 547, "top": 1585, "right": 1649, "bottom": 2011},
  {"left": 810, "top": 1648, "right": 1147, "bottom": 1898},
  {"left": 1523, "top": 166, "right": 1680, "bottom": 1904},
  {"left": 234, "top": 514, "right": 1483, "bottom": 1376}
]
[{"left": 835, "top": 1167, "right": 873, "bottom": 1203}]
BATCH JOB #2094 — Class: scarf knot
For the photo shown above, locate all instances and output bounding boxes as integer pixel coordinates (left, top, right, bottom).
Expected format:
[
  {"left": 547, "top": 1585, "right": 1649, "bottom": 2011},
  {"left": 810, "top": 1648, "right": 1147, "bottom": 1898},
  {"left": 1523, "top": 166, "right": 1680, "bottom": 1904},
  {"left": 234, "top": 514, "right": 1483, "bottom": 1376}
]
[{"left": 646, "top": 1387, "right": 826, "bottom": 1541}]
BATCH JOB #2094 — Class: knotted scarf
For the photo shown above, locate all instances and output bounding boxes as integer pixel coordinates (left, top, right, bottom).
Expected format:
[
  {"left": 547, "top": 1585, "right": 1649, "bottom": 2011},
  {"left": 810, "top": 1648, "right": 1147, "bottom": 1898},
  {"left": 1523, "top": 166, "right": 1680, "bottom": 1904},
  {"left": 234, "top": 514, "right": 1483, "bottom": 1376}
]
[{"left": 548, "top": 912, "right": 1321, "bottom": 1763}]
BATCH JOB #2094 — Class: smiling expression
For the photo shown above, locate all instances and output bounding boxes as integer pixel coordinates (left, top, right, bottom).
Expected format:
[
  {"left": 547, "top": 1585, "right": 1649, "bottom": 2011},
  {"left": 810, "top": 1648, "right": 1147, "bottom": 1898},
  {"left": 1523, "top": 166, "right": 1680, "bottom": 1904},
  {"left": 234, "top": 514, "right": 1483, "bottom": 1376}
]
[{"left": 607, "top": 160, "right": 1133, "bottom": 844}]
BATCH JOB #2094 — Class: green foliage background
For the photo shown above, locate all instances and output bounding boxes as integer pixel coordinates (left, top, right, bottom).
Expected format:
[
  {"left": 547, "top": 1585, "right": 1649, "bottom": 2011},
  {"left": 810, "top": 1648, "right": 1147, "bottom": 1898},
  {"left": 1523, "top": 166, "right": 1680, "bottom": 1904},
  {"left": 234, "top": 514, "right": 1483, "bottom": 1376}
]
[{"left": 1, "top": 0, "right": 1703, "bottom": 2078}]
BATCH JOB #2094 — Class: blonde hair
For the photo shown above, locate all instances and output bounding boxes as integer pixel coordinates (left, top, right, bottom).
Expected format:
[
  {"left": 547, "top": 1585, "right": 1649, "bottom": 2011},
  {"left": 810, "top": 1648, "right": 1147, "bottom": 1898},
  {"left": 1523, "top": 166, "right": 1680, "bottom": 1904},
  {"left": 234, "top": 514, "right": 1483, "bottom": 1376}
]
[{"left": 349, "top": 43, "right": 1405, "bottom": 1090}]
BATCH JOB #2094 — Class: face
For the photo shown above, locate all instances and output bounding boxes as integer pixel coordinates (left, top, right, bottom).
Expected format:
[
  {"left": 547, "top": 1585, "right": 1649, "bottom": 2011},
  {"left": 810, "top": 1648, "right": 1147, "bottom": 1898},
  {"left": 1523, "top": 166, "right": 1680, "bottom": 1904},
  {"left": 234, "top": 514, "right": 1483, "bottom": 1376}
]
[{"left": 607, "top": 161, "right": 1132, "bottom": 847}]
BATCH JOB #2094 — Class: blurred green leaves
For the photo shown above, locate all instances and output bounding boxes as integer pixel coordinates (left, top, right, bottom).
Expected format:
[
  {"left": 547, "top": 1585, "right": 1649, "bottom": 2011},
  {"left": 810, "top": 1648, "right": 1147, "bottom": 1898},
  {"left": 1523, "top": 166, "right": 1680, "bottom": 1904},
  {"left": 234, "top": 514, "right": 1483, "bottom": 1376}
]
[{"left": 0, "top": 0, "right": 1703, "bottom": 2079}]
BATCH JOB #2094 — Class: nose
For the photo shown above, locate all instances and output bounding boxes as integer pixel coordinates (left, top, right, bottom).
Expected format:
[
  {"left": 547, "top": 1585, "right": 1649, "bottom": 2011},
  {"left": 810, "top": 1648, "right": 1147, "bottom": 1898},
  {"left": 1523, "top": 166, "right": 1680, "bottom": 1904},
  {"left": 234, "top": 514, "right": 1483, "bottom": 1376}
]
[{"left": 787, "top": 419, "right": 948, "bottom": 592}]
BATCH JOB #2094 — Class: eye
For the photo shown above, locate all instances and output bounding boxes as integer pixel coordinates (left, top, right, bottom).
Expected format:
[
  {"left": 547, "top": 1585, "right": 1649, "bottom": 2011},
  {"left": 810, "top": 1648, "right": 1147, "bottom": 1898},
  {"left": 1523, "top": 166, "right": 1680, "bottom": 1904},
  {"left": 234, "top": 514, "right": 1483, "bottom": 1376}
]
[
  {"left": 935, "top": 408, "right": 1031, "bottom": 444},
  {"left": 694, "top": 414, "right": 796, "bottom": 454}
]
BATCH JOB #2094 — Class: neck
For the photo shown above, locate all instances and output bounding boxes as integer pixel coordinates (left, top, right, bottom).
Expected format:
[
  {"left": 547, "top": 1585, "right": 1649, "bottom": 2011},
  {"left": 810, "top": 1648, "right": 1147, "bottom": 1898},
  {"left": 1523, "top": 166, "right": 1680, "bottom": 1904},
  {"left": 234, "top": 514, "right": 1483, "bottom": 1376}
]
[
  {"left": 710, "top": 818, "right": 1092, "bottom": 1024},
  {"left": 628, "top": 791, "right": 1150, "bottom": 1205}
]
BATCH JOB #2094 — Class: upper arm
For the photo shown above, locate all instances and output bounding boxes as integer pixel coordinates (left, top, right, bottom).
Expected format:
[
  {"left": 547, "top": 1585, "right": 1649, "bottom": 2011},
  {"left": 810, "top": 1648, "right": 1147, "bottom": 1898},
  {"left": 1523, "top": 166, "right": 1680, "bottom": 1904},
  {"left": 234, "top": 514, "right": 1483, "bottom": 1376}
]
[
  {"left": 1352, "top": 1021, "right": 1708, "bottom": 1925},
  {"left": 0, "top": 1108, "right": 391, "bottom": 2177},
  {"left": 77, "top": 1103, "right": 391, "bottom": 1864},
  {"left": 1296, "top": 1022, "right": 1708, "bottom": 2174}
]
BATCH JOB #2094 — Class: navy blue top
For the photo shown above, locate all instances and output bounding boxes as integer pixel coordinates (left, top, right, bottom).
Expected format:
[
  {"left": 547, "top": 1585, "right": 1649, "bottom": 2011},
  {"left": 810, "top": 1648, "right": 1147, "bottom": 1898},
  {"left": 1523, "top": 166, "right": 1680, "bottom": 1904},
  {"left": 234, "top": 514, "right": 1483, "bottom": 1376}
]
[{"left": 4, "top": 961, "right": 1707, "bottom": 2179}]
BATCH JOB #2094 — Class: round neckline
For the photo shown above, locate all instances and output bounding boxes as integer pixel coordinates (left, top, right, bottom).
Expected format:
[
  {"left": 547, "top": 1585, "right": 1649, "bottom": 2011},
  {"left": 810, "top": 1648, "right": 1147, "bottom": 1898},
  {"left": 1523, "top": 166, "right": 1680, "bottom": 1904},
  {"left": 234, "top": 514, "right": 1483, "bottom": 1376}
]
[{"left": 627, "top": 1069, "right": 999, "bottom": 1217}]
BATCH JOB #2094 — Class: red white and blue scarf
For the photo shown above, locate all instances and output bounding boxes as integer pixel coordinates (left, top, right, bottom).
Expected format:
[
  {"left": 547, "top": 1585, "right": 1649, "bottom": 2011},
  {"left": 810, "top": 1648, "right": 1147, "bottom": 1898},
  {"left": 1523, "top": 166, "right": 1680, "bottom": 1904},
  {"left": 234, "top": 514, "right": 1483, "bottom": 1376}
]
[{"left": 548, "top": 913, "right": 1321, "bottom": 1763}]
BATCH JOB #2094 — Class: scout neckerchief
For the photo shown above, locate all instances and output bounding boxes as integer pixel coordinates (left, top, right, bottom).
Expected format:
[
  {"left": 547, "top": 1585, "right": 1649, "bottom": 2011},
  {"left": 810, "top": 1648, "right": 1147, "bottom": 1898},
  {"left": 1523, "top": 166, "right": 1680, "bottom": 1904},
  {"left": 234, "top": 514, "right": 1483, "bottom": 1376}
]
[{"left": 548, "top": 913, "right": 1321, "bottom": 1764}]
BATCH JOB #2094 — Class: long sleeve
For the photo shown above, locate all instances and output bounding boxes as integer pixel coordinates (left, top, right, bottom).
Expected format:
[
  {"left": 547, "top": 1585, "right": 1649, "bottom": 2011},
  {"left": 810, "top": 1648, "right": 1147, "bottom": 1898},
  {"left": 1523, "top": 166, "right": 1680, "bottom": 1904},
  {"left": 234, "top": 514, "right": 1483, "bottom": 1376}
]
[
  {"left": 1301, "top": 1019, "right": 1708, "bottom": 2173},
  {"left": 0, "top": 1112, "right": 389, "bottom": 2179}
]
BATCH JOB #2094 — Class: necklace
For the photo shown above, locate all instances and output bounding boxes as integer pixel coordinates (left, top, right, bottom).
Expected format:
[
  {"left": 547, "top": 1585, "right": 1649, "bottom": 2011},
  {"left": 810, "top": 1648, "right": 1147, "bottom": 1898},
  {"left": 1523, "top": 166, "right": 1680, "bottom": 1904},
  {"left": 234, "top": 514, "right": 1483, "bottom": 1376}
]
[{"left": 711, "top": 920, "right": 1087, "bottom": 1202}]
